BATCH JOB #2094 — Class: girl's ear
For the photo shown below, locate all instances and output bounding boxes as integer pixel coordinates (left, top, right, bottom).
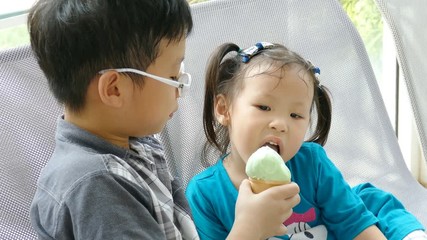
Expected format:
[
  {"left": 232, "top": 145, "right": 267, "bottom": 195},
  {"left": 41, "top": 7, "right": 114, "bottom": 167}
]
[
  {"left": 214, "top": 94, "right": 230, "bottom": 126},
  {"left": 97, "top": 71, "right": 124, "bottom": 108}
]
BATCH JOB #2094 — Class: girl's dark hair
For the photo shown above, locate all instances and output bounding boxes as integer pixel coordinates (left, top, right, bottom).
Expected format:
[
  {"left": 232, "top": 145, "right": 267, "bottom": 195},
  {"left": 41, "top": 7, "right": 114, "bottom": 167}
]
[
  {"left": 203, "top": 42, "right": 332, "bottom": 158},
  {"left": 28, "top": 0, "right": 193, "bottom": 112}
]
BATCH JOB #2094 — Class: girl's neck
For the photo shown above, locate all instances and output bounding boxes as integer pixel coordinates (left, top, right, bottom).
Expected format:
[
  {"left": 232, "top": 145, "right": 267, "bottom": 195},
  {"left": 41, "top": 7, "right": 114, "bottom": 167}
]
[{"left": 223, "top": 153, "right": 248, "bottom": 190}]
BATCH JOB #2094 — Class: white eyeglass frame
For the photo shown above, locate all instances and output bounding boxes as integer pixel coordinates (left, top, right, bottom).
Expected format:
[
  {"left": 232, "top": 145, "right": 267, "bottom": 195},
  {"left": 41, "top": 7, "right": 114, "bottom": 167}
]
[{"left": 98, "top": 63, "right": 192, "bottom": 97}]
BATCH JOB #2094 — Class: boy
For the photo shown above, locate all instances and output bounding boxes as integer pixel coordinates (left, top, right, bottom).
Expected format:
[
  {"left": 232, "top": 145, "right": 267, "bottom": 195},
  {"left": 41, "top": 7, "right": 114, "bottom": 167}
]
[{"left": 28, "top": 0, "right": 300, "bottom": 239}]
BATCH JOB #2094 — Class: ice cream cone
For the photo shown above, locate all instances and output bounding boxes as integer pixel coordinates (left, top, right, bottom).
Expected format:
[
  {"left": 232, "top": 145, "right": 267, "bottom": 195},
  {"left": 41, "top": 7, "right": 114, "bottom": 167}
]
[{"left": 249, "top": 177, "right": 289, "bottom": 194}]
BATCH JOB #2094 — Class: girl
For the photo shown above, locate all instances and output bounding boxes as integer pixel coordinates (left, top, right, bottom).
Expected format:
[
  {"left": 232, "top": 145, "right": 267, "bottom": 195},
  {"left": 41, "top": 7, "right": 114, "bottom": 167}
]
[{"left": 186, "top": 42, "right": 426, "bottom": 240}]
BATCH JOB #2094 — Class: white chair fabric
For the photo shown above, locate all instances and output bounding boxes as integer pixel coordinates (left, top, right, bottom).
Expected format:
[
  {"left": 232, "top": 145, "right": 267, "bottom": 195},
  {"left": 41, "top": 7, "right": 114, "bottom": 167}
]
[
  {"left": 0, "top": 45, "right": 63, "bottom": 239},
  {"left": 0, "top": 0, "right": 426, "bottom": 239},
  {"left": 159, "top": 0, "right": 427, "bottom": 227},
  {"left": 374, "top": 0, "right": 427, "bottom": 165}
]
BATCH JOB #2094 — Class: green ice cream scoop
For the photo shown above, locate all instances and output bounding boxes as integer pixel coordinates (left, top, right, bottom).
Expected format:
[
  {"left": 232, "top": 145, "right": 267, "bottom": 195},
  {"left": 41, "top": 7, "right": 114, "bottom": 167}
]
[{"left": 245, "top": 146, "right": 291, "bottom": 182}]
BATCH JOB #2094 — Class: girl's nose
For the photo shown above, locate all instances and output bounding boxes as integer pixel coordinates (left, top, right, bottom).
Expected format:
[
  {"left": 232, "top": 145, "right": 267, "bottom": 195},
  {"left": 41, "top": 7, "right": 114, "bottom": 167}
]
[{"left": 269, "top": 118, "right": 288, "bottom": 133}]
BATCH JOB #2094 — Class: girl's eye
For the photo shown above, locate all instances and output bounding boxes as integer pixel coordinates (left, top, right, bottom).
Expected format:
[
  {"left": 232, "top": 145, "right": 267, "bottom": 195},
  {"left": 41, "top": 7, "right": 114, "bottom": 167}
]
[
  {"left": 290, "top": 113, "right": 303, "bottom": 119},
  {"left": 257, "top": 105, "right": 271, "bottom": 111}
]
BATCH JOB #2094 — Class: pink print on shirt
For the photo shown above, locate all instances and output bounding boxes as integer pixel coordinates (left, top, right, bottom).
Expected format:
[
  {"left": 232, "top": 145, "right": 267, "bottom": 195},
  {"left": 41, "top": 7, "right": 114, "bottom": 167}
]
[{"left": 284, "top": 208, "right": 316, "bottom": 226}]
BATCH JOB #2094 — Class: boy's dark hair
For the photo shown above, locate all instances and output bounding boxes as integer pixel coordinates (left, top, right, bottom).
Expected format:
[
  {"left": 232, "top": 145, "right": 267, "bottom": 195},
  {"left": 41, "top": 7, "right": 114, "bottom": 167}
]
[
  {"left": 28, "top": 0, "right": 193, "bottom": 112},
  {"left": 203, "top": 43, "right": 332, "bottom": 158}
]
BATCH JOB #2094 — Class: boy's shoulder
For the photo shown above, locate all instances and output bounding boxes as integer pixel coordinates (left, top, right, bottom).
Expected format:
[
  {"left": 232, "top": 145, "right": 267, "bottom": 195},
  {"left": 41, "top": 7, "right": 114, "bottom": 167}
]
[
  {"left": 39, "top": 119, "right": 159, "bottom": 202},
  {"left": 39, "top": 135, "right": 122, "bottom": 203}
]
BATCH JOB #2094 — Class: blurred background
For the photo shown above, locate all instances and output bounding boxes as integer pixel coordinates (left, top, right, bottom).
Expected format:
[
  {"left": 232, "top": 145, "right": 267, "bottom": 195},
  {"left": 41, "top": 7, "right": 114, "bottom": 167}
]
[{"left": 1, "top": 0, "right": 425, "bottom": 186}]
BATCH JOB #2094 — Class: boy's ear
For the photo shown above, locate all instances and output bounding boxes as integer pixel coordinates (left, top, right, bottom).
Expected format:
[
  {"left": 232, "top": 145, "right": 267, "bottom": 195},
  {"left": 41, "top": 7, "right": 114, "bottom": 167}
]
[
  {"left": 214, "top": 94, "right": 230, "bottom": 126},
  {"left": 97, "top": 71, "right": 124, "bottom": 108}
]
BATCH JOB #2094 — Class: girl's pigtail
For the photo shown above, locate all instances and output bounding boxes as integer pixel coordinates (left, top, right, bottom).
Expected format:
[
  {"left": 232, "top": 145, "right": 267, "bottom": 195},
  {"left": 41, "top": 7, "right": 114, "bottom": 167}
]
[
  {"left": 308, "top": 85, "right": 332, "bottom": 146},
  {"left": 203, "top": 43, "right": 240, "bottom": 157}
]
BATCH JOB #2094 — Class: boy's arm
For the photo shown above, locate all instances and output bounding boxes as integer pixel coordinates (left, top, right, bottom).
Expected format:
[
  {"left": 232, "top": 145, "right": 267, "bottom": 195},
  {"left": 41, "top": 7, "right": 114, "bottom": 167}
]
[{"left": 51, "top": 173, "right": 165, "bottom": 239}]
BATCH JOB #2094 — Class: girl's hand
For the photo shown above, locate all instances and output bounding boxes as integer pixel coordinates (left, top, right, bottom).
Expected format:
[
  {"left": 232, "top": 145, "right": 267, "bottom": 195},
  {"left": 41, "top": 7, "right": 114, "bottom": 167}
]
[{"left": 227, "top": 179, "right": 300, "bottom": 240}]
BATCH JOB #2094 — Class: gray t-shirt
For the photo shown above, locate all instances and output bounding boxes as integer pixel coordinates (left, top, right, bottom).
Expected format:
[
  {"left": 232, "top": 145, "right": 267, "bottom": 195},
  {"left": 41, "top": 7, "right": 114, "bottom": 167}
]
[{"left": 30, "top": 117, "right": 198, "bottom": 240}]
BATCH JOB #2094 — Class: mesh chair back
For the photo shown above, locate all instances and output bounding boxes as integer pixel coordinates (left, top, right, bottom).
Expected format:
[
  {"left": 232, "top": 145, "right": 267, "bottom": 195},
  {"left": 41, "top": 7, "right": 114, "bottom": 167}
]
[{"left": 0, "top": 45, "right": 63, "bottom": 239}]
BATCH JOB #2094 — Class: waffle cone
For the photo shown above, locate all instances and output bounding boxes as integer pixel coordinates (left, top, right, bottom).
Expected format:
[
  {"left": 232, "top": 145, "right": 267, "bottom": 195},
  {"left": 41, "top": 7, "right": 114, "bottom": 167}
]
[{"left": 249, "top": 178, "right": 289, "bottom": 194}]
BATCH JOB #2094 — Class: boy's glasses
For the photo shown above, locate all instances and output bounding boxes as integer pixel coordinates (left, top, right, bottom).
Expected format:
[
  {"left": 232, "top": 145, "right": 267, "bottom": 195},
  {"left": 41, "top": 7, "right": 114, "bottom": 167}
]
[{"left": 98, "top": 63, "right": 192, "bottom": 97}]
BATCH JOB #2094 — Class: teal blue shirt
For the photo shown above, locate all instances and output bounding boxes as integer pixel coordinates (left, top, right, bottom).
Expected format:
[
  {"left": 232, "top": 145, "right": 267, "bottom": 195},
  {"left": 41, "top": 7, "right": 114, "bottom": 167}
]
[{"left": 186, "top": 142, "right": 378, "bottom": 240}]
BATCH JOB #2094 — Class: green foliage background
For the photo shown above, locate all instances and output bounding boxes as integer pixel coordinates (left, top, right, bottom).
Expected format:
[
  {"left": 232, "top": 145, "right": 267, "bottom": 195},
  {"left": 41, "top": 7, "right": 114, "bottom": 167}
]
[
  {"left": 187, "top": 0, "right": 208, "bottom": 4},
  {"left": 0, "top": 24, "right": 29, "bottom": 49},
  {"left": 340, "top": 0, "right": 383, "bottom": 78}
]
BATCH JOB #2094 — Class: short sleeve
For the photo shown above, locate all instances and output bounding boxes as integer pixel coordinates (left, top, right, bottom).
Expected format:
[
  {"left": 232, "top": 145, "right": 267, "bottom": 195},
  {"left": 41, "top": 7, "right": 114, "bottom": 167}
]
[
  {"left": 312, "top": 145, "right": 378, "bottom": 239},
  {"left": 186, "top": 178, "right": 230, "bottom": 240},
  {"left": 56, "top": 172, "right": 166, "bottom": 239}
]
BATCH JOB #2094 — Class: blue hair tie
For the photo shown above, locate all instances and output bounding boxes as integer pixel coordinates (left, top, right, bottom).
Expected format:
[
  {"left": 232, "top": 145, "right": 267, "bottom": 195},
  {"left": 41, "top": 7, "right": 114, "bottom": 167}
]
[
  {"left": 255, "top": 42, "right": 265, "bottom": 50},
  {"left": 239, "top": 42, "right": 274, "bottom": 63},
  {"left": 307, "top": 60, "right": 321, "bottom": 81},
  {"left": 241, "top": 55, "right": 250, "bottom": 63},
  {"left": 313, "top": 67, "right": 320, "bottom": 75}
]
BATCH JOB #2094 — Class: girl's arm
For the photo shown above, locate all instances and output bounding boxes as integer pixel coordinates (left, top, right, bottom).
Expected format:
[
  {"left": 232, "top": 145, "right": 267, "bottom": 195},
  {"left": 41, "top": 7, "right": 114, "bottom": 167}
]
[
  {"left": 227, "top": 180, "right": 300, "bottom": 240},
  {"left": 354, "top": 226, "right": 387, "bottom": 240}
]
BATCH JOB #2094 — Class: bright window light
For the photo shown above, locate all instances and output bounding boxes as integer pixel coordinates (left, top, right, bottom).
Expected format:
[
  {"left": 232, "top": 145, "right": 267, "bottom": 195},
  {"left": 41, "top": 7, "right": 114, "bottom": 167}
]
[{"left": 0, "top": 0, "right": 34, "bottom": 19}]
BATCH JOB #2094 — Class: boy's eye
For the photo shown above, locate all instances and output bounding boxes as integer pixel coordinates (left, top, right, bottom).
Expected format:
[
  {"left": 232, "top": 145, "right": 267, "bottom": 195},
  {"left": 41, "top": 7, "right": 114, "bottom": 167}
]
[
  {"left": 170, "top": 76, "right": 178, "bottom": 81},
  {"left": 257, "top": 105, "right": 271, "bottom": 111}
]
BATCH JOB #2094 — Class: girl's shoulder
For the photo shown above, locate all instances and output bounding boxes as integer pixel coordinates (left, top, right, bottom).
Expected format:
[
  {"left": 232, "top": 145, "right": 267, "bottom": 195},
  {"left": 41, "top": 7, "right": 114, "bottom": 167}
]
[
  {"left": 289, "top": 142, "right": 332, "bottom": 170},
  {"left": 298, "top": 141, "right": 327, "bottom": 157},
  {"left": 190, "top": 157, "right": 224, "bottom": 183}
]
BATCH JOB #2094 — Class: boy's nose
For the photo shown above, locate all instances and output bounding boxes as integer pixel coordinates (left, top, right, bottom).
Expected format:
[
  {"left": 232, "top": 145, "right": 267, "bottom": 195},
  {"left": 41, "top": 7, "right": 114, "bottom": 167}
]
[{"left": 175, "top": 88, "right": 180, "bottom": 98}]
